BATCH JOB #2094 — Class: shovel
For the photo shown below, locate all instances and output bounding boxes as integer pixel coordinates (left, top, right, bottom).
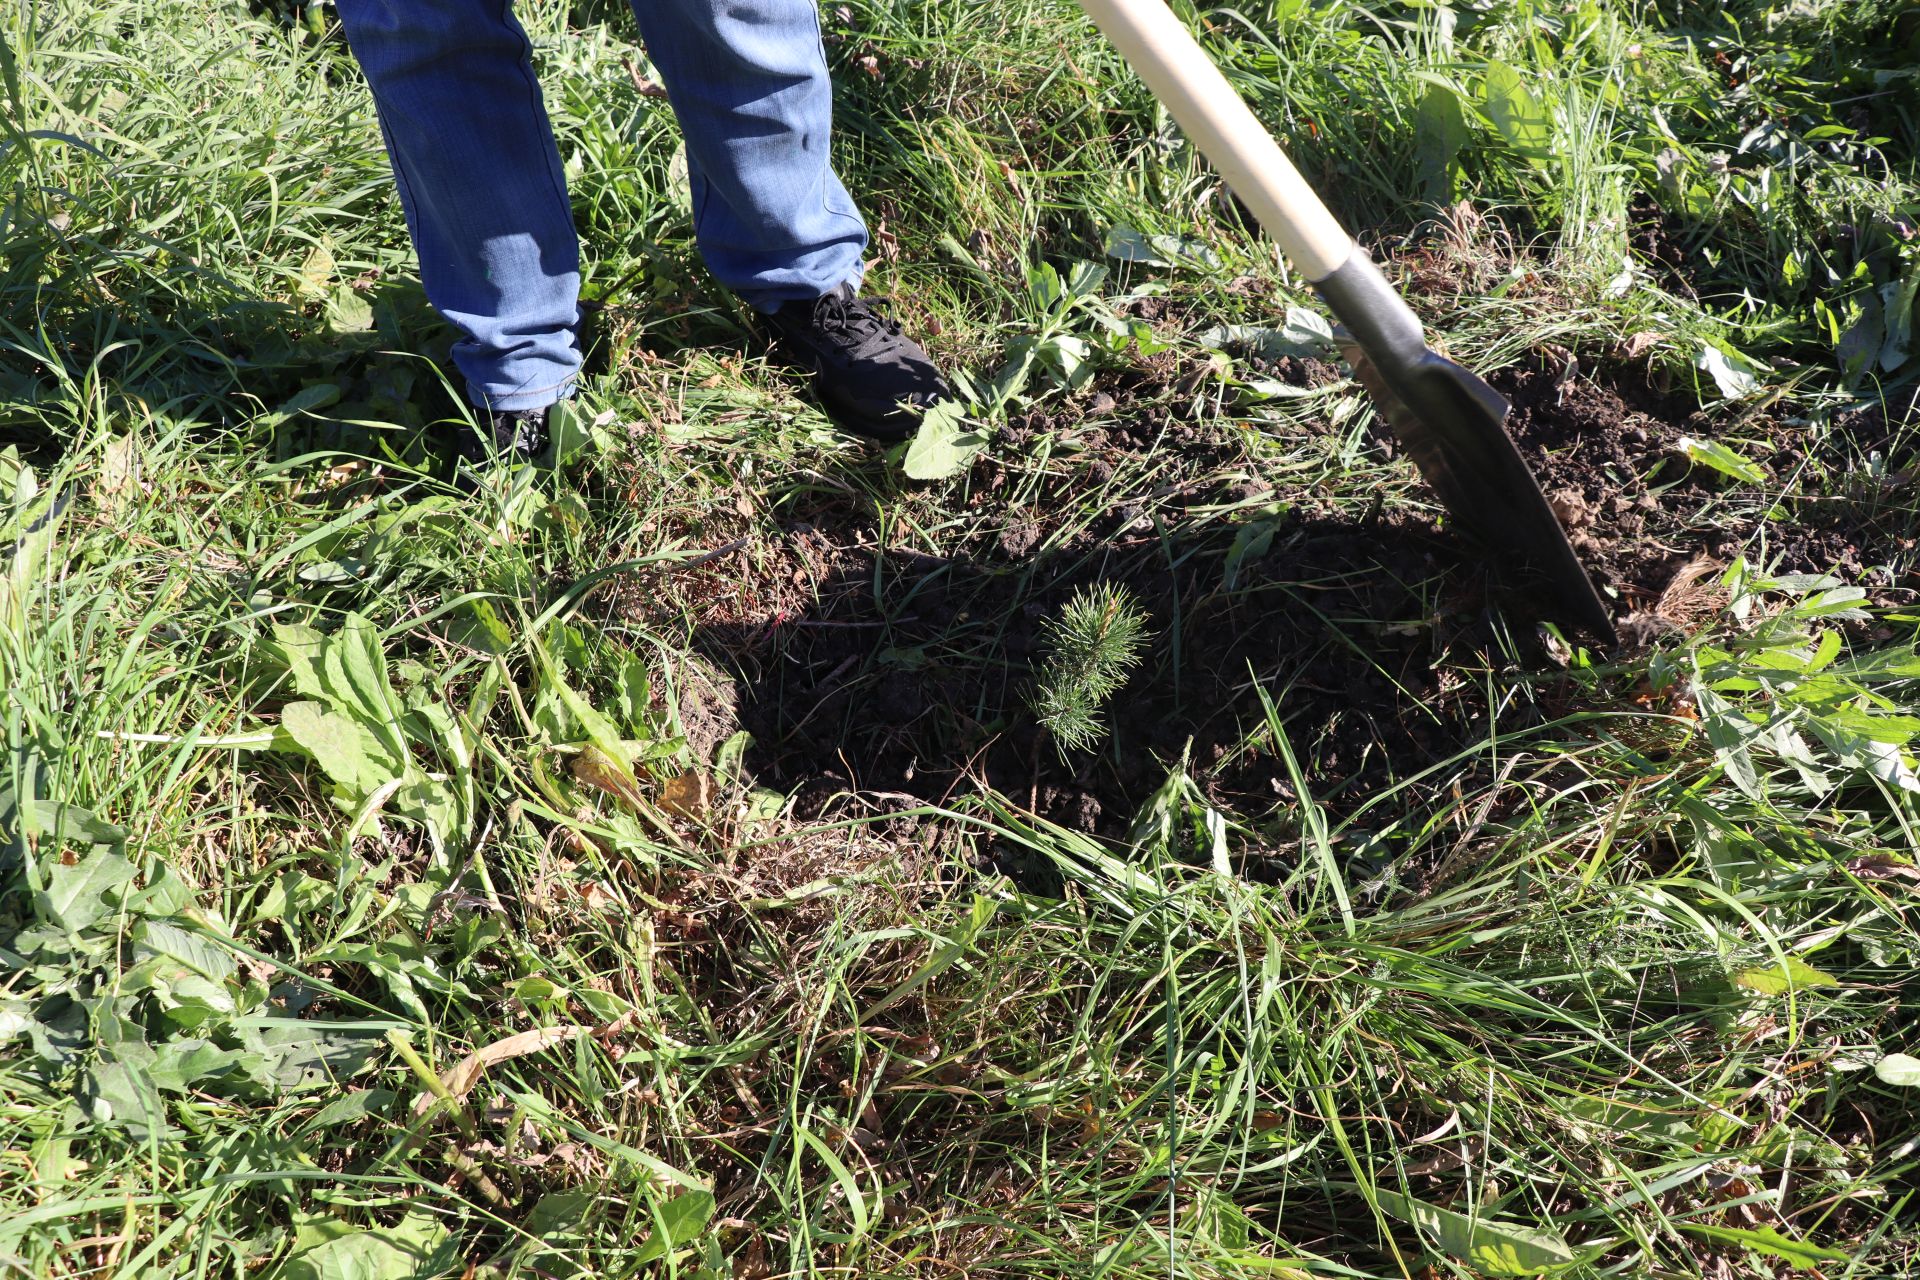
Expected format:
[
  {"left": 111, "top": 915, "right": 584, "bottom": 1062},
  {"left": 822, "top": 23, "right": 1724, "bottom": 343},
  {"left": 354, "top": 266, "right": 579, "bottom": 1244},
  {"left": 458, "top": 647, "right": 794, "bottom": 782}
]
[{"left": 1078, "top": 0, "right": 1616, "bottom": 642}]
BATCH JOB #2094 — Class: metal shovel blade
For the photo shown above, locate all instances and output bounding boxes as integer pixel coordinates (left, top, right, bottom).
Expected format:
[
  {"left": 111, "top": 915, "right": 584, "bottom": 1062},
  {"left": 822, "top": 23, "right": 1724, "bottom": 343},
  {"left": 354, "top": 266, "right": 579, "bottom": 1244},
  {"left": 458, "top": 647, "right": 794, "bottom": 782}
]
[{"left": 1317, "top": 254, "right": 1617, "bottom": 642}]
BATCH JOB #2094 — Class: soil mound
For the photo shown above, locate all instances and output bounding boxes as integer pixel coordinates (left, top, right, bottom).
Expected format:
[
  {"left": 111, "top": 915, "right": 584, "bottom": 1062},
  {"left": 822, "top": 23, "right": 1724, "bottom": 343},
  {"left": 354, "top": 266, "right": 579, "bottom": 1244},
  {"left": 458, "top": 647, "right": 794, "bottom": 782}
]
[{"left": 652, "top": 353, "right": 1907, "bottom": 838}]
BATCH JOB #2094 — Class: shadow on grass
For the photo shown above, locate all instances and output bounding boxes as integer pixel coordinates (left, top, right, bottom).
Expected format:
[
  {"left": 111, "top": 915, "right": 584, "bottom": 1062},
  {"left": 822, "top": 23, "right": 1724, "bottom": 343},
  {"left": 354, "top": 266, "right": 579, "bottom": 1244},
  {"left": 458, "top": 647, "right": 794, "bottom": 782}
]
[
  {"left": 0, "top": 260, "right": 477, "bottom": 466},
  {"left": 679, "top": 487, "right": 1567, "bottom": 845}
]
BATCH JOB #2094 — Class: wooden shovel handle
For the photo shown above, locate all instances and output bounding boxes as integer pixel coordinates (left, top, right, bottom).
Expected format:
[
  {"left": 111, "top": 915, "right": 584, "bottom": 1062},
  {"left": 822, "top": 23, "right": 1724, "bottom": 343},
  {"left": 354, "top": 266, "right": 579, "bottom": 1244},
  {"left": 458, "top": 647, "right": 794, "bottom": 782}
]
[{"left": 1079, "top": 0, "right": 1355, "bottom": 281}]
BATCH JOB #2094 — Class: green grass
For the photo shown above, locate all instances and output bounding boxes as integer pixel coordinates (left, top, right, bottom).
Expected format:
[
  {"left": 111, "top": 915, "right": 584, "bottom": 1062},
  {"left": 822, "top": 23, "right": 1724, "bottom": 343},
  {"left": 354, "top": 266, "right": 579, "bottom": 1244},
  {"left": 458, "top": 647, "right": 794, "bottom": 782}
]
[{"left": 4, "top": 0, "right": 1920, "bottom": 1275}]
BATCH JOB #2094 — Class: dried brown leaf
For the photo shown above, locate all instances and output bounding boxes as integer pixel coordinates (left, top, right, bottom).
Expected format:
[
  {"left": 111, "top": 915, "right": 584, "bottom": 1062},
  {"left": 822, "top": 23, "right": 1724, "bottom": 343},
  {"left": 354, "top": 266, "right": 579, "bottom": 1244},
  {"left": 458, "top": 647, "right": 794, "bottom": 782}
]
[
  {"left": 1847, "top": 853, "right": 1920, "bottom": 882},
  {"left": 412, "top": 1026, "right": 590, "bottom": 1115},
  {"left": 1618, "top": 330, "right": 1665, "bottom": 360},
  {"left": 660, "top": 770, "right": 713, "bottom": 820}
]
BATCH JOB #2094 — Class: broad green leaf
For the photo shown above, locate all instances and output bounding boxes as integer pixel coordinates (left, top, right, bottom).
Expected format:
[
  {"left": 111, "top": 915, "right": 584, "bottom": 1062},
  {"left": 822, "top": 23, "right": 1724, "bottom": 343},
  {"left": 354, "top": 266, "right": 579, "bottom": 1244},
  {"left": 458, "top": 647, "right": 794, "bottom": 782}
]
[
  {"left": 613, "top": 649, "right": 654, "bottom": 738},
  {"left": 1223, "top": 520, "right": 1278, "bottom": 590},
  {"left": 87, "top": 1055, "right": 170, "bottom": 1139},
  {"left": 903, "top": 400, "right": 988, "bottom": 481},
  {"left": 1874, "top": 1052, "right": 1920, "bottom": 1086},
  {"left": 331, "top": 614, "right": 407, "bottom": 759},
  {"left": 1198, "top": 308, "right": 1335, "bottom": 359},
  {"left": 1838, "top": 293, "right": 1884, "bottom": 378},
  {"left": 244, "top": 1023, "right": 383, "bottom": 1092},
  {"left": 274, "top": 623, "right": 333, "bottom": 702},
  {"left": 305, "top": 1089, "right": 397, "bottom": 1129},
  {"left": 1565, "top": 1094, "right": 1699, "bottom": 1146},
  {"left": 0, "top": 1002, "right": 31, "bottom": 1040},
  {"left": 632, "top": 1190, "right": 717, "bottom": 1266},
  {"left": 327, "top": 282, "right": 375, "bottom": 332},
  {"left": 1026, "top": 261, "right": 1063, "bottom": 311},
  {"left": 1103, "top": 225, "right": 1220, "bottom": 268},
  {"left": 1676, "top": 1222, "right": 1850, "bottom": 1267},
  {"left": 157, "top": 973, "right": 238, "bottom": 1024},
  {"left": 547, "top": 398, "right": 594, "bottom": 464},
  {"left": 132, "top": 919, "right": 238, "bottom": 983},
  {"left": 1694, "top": 686, "right": 1762, "bottom": 798},
  {"left": 519, "top": 1188, "right": 597, "bottom": 1270},
  {"left": 1795, "top": 587, "right": 1873, "bottom": 621},
  {"left": 1482, "top": 62, "right": 1553, "bottom": 164},
  {"left": 1414, "top": 82, "right": 1472, "bottom": 199},
  {"left": 1063, "top": 259, "right": 1108, "bottom": 299},
  {"left": 38, "top": 848, "right": 137, "bottom": 932},
  {"left": 148, "top": 1039, "right": 244, "bottom": 1092},
  {"left": 1732, "top": 956, "right": 1838, "bottom": 995},
  {"left": 533, "top": 661, "right": 630, "bottom": 770},
  {"left": 26, "top": 801, "right": 125, "bottom": 848},
  {"left": 525, "top": 1189, "right": 594, "bottom": 1237},
  {"left": 281, "top": 1211, "right": 454, "bottom": 1280},
  {"left": 1037, "top": 333, "right": 1093, "bottom": 390},
  {"left": 133, "top": 863, "right": 197, "bottom": 916},
  {"left": 1104, "top": 225, "right": 1174, "bottom": 267},
  {"left": 281, "top": 701, "right": 399, "bottom": 798},
  {"left": 274, "top": 382, "right": 344, "bottom": 420},
  {"left": 275, "top": 615, "right": 409, "bottom": 762},
  {"left": 3, "top": 451, "right": 64, "bottom": 612},
  {"left": 510, "top": 975, "right": 563, "bottom": 1004},
  {"left": 1824, "top": 705, "right": 1920, "bottom": 744},
  {"left": 447, "top": 598, "right": 515, "bottom": 656},
  {"left": 1373, "top": 1189, "right": 1575, "bottom": 1275},
  {"left": 1878, "top": 268, "right": 1920, "bottom": 372},
  {"left": 1677, "top": 435, "right": 1766, "bottom": 483},
  {"left": 389, "top": 776, "right": 462, "bottom": 847}
]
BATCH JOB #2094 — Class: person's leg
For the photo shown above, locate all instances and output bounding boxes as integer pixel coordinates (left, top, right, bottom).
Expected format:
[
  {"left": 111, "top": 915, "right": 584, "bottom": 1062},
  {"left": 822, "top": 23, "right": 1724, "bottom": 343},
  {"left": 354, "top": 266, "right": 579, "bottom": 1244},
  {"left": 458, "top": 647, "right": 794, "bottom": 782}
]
[
  {"left": 335, "top": 0, "right": 581, "bottom": 413},
  {"left": 625, "top": 0, "right": 867, "bottom": 311},
  {"left": 625, "top": 0, "right": 948, "bottom": 438}
]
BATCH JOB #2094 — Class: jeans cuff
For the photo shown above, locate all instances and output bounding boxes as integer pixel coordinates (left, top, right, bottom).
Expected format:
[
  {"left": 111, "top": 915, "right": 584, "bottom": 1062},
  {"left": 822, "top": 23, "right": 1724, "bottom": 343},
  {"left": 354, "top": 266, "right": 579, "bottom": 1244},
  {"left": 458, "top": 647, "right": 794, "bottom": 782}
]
[
  {"left": 742, "top": 265, "right": 868, "bottom": 315},
  {"left": 472, "top": 380, "right": 576, "bottom": 414}
]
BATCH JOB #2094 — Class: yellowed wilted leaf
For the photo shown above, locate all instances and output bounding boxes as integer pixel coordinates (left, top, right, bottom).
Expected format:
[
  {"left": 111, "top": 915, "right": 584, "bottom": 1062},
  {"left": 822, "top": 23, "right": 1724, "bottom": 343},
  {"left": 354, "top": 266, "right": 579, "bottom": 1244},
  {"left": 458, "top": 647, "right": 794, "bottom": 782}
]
[
  {"left": 412, "top": 1026, "right": 589, "bottom": 1115},
  {"left": 580, "top": 879, "right": 618, "bottom": 914},
  {"left": 97, "top": 434, "right": 136, "bottom": 499},
  {"left": 660, "top": 770, "right": 713, "bottom": 820},
  {"left": 298, "top": 242, "right": 335, "bottom": 299},
  {"left": 569, "top": 745, "right": 644, "bottom": 810}
]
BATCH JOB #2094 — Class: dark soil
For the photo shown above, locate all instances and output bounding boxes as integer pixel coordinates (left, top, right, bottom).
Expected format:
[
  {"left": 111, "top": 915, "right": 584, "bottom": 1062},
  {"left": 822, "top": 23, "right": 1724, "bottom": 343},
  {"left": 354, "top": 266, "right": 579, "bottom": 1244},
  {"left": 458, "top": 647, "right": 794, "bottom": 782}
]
[
  {"left": 639, "top": 349, "right": 1911, "bottom": 847},
  {"left": 1494, "top": 355, "right": 1911, "bottom": 608}
]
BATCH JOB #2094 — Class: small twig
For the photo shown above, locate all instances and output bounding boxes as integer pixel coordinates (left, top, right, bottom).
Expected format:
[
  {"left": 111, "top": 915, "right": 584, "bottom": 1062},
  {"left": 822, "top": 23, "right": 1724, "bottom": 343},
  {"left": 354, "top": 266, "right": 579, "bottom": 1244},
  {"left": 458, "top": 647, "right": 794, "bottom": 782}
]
[
  {"left": 786, "top": 655, "right": 861, "bottom": 734},
  {"left": 787, "top": 615, "right": 918, "bottom": 629},
  {"left": 657, "top": 535, "right": 750, "bottom": 572}
]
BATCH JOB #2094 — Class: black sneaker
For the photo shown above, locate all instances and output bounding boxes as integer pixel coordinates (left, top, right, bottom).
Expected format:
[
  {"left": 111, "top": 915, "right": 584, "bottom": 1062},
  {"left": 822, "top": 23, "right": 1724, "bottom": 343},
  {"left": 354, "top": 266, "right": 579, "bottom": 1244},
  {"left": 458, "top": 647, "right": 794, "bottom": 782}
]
[
  {"left": 455, "top": 406, "right": 551, "bottom": 466},
  {"left": 763, "top": 284, "right": 952, "bottom": 441}
]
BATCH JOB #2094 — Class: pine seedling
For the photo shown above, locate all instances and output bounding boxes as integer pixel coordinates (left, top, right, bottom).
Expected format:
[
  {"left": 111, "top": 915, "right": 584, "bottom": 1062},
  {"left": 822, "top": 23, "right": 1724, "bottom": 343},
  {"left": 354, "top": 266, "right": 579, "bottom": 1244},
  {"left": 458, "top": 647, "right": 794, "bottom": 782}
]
[{"left": 1028, "top": 584, "right": 1151, "bottom": 756}]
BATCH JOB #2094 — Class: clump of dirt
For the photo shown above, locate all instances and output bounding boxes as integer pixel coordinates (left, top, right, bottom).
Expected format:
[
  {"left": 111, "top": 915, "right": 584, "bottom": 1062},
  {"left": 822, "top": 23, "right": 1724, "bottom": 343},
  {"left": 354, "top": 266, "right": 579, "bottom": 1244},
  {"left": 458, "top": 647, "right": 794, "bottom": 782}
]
[{"left": 667, "top": 652, "right": 741, "bottom": 764}]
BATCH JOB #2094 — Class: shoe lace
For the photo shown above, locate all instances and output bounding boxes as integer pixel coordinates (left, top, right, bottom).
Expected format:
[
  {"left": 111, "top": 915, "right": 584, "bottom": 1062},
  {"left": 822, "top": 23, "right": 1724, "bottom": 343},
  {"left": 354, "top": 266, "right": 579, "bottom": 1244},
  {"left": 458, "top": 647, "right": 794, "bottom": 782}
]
[
  {"left": 487, "top": 408, "right": 547, "bottom": 456},
  {"left": 812, "top": 290, "right": 901, "bottom": 350}
]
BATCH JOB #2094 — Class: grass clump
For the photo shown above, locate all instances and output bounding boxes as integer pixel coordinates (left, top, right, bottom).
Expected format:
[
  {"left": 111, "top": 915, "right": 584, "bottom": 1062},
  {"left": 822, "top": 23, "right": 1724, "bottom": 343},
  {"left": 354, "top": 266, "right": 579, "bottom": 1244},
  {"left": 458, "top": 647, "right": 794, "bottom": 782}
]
[{"left": 1028, "top": 582, "right": 1151, "bottom": 754}]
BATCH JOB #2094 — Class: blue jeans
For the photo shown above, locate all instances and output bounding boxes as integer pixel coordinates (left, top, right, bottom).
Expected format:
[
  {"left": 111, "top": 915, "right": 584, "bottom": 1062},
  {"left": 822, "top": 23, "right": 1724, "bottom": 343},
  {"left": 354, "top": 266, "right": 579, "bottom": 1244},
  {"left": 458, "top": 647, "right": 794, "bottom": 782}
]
[{"left": 335, "top": 0, "right": 870, "bottom": 411}]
